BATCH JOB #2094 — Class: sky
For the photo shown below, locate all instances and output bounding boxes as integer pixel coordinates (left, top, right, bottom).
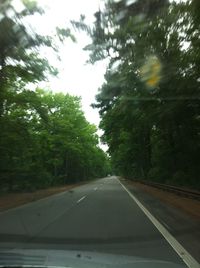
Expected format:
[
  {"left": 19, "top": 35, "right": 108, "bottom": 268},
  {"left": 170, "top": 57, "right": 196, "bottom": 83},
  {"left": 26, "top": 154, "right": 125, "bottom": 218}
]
[
  {"left": 13, "top": 0, "right": 186, "bottom": 148},
  {"left": 31, "top": 0, "right": 107, "bottom": 128},
  {"left": 21, "top": 0, "right": 108, "bottom": 150},
  {"left": 34, "top": 0, "right": 186, "bottom": 125},
  {"left": 9, "top": 0, "right": 108, "bottom": 149}
]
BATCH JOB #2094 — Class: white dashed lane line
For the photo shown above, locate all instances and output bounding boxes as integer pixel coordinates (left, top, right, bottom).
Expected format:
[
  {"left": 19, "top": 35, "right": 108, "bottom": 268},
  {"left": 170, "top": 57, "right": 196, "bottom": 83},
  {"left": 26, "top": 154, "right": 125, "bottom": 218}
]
[{"left": 76, "top": 196, "right": 86, "bottom": 204}]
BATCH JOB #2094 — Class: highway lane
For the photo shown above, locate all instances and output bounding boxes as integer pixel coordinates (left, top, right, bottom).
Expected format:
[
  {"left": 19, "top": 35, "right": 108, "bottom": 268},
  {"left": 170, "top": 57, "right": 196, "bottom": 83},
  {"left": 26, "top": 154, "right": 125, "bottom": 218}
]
[{"left": 0, "top": 176, "right": 191, "bottom": 266}]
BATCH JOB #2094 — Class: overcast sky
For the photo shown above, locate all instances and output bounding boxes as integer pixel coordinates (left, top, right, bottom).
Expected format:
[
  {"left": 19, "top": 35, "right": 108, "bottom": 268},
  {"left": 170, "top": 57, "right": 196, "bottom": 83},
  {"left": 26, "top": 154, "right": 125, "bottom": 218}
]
[
  {"left": 27, "top": 0, "right": 107, "bottom": 129},
  {"left": 13, "top": 0, "right": 186, "bottom": 151},
  {"left": 11, "top": 0, "right": 108, "bottom": 149}
]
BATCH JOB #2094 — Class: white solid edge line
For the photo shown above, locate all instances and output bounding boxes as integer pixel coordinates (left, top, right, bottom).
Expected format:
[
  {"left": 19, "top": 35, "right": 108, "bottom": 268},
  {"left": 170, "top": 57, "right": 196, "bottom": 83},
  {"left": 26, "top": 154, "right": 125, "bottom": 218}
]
[
  {"left": 118, "top": 180, "right": 200, "bottom": 268},
  {"left": 77, "top": 195, "right": 86, "bottom": 203}
]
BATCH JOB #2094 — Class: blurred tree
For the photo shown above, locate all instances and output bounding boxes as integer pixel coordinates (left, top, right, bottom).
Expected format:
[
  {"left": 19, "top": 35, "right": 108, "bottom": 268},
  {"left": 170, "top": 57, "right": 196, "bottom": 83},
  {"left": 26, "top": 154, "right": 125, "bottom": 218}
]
[{"left": 79, "top": 0, "right": 200, "bottom": 188}]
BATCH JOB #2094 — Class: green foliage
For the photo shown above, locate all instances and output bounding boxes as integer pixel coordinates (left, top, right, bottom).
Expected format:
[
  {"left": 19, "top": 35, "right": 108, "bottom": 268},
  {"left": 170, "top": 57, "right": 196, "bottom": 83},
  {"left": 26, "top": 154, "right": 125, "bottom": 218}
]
[
  {"left": 0, "top": 1, "right": 109, "bottom": 192},
  {"left": 85, "top": 0, "right": 200, "bottom": 189},
  {"left": 0, "top": 88, "right": 109, "bottom": 192}
]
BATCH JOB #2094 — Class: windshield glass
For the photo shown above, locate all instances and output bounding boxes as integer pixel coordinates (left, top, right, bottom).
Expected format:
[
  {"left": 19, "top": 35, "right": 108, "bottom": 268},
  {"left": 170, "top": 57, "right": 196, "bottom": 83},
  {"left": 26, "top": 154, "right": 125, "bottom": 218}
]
[{"left": 0, "top": 1, "right": 199, "bottom": 268}]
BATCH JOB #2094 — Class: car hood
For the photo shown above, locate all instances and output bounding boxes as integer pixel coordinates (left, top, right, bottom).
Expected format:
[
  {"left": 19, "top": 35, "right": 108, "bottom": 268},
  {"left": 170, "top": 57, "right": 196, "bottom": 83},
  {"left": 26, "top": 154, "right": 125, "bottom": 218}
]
[{"left": 0, "top": 249, "right": 185, "bottom": 268}]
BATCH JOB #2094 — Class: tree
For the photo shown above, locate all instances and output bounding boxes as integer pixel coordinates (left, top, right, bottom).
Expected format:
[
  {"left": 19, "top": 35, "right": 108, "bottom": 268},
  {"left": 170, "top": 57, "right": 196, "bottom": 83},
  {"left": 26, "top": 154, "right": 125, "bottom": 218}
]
[
  {"left": 80, "top": 0, "right": 200, "bottom": 188},
  {"left": 0, "top": 1, "right": 110, "bottom": 191},
  {"left": 0, "top": 87, "right": 110, "bottom": 191}
]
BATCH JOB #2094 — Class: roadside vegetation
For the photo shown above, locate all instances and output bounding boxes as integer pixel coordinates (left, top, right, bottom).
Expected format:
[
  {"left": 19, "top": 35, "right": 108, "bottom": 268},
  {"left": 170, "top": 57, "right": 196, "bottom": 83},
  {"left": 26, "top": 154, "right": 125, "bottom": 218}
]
[
  {"left": 0, "top": 0, "right": 110, "bottom": 192},
  {"left": 78, "top": 0, "right": 200, "bottom": 189}
]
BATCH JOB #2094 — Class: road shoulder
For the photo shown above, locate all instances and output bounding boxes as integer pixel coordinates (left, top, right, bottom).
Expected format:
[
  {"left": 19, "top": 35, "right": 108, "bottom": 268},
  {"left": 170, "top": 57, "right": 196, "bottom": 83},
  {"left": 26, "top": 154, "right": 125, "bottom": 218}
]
[
  {"left": 121, "top": 178, "right": 200, "bottom": 264},
  {"left": 0, "top": 181, "right": 88, "bottom": 212}
]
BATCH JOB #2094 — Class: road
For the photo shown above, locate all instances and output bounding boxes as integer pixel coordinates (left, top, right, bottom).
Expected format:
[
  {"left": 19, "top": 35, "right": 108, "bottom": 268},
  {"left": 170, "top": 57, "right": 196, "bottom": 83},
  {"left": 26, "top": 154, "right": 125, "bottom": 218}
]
[{"left": 0, "top": 176, "right": 198, "bottom": 267}]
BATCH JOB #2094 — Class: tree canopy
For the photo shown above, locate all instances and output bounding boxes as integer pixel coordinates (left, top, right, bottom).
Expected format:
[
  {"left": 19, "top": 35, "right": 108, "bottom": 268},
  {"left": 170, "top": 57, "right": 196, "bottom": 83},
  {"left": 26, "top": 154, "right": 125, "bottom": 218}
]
[
  {"left": 81, "top": 0, "right": 200, "bottom": 189},
  {"left": 0, "top": 0, "right": 110, "bottom": 192}
]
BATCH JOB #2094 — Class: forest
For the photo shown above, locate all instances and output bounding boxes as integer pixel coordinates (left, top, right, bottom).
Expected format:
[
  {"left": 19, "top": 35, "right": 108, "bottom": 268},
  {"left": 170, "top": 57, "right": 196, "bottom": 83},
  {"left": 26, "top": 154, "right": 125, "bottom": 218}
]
[
  {"left": 79, "top": 0, "right": 200, "bottom": 189},
  {"left": 0, "top": 0, "right": 110, "bottom": 192},
  {"left": 1, "top": 0, "right": 200, "bottom": 192}
]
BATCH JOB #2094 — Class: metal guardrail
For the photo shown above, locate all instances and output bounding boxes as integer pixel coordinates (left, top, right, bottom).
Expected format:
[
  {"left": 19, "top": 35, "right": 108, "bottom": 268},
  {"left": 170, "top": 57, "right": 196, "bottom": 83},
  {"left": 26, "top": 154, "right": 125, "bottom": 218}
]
[{"left": 133, "top": 180, "right": 200, "bottom": 201}]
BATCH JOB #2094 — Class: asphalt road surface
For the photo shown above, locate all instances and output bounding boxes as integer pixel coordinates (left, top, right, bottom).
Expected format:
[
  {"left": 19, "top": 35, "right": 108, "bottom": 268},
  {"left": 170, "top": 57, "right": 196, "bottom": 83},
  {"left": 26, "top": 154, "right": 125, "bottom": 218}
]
[{"left": 0, "top": 176, "right": 198, "bottom": 267}]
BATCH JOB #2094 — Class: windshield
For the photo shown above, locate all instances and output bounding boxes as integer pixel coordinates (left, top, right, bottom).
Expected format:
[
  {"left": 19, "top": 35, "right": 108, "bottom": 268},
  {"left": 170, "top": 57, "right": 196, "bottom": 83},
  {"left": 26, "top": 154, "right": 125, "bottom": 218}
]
[{"left": 0, "top": 1, "right": 199, "bottom": 268}]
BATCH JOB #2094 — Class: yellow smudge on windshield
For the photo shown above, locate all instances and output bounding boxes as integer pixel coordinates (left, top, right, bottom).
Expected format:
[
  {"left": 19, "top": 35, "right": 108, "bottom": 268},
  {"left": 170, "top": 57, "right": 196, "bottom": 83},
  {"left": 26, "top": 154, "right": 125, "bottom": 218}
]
[{"left": 140, "top": 56, "right": 162, "bottom": 88}]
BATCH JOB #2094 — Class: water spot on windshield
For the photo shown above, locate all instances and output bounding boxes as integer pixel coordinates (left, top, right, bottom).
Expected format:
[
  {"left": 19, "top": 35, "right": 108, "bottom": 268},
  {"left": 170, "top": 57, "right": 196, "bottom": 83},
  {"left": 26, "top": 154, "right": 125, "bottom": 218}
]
[{"left": 140, "top": 55, "right": 162, "bottom": 88}]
